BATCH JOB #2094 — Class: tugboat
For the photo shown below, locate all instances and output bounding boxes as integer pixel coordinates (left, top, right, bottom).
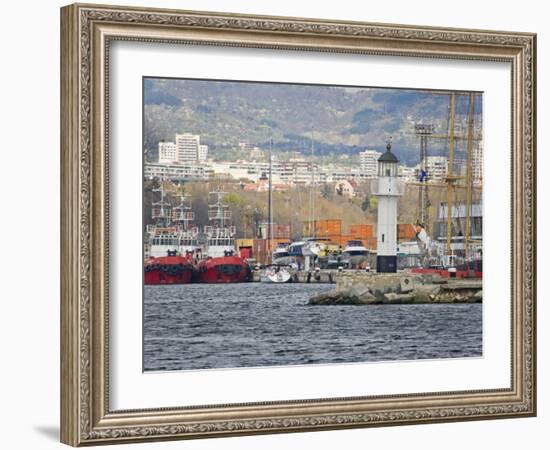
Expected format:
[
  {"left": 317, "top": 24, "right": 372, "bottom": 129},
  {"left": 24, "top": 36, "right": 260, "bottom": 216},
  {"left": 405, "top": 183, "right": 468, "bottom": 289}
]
[
  {"left": 196, "top": 190, "right": 251, "bottom": 283},
  {"left": 144, "top": 188, "right": 195, "bottom": 285}
]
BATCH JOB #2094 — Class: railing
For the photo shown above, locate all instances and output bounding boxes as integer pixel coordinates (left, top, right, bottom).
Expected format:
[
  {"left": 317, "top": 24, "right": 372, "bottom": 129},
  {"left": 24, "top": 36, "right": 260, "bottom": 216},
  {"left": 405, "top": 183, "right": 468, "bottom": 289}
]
[
  {"left": 172, "top": 210, "right": 195, "bottom": 221},
  {"left": 208, "top": 210, "right": 232, "bottom": 220},
  {"left": 152, "top": 207, "right": 171, "bottom": 219}
]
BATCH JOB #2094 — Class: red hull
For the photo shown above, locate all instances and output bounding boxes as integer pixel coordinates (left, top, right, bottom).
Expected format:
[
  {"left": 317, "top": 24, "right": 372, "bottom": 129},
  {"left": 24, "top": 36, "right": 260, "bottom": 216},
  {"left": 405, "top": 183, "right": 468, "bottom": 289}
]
[
  {"left": 144, "top": 255, "right": 194, "bottom": 285},
  {"left": 196, "top": 256, "right": 250, "bottom": 283},
  {"left": 410, "top": 267, "right": 482, "bottom": 279}
]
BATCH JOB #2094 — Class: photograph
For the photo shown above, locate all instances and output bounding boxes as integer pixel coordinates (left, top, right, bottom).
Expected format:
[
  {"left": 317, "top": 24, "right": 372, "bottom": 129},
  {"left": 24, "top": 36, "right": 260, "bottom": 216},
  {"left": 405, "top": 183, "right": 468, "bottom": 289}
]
[
  {"left": 142, "top": 78, "right": 484, "bottom": 372},
  {"left": 57, "top": 2, "right": 536, "bottom": 446}
]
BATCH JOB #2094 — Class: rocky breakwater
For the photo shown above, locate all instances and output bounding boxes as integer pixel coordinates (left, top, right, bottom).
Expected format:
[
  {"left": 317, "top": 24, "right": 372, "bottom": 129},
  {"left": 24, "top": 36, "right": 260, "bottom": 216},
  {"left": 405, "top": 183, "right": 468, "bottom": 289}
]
[{"left": 308, "top": 272, "right": 482, "bottom": 305}]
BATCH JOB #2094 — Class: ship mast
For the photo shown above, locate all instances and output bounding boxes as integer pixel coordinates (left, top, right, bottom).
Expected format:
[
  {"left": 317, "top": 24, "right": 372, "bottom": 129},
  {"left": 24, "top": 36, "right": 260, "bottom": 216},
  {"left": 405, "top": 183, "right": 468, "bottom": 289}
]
[
  {"left": 309, "top": 132, "right": 316, "bottom": 239},
  {"left": 464, "top": 93, "right": 475, "bottom": 260},
  {"left": 151, "top": 186, "right": 171, "bottom": 227},
  {"left": 445, "top": 92, "right": 457, "bottom": 256},
  {"left": 172, "top": 193, "right": 194, "bottom": 231},
  {"left": 208, "top": 189, "right": 231, "bottom": 231},
  {"left": 267, "top": 139, "right": 273, "bottom": 263}
]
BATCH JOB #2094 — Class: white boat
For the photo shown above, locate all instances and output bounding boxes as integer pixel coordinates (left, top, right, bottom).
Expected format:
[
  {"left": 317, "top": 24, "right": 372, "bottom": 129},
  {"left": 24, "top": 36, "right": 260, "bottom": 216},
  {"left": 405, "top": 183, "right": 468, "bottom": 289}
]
[
  {"left": 263, "top": 266, "right": 292, "bottom": 283},
  {"left": 272, "top": 242, "right": 292, "bottom": 265},
  {"left": 342, "top": 240, "right": 370, "bottom": 267}
]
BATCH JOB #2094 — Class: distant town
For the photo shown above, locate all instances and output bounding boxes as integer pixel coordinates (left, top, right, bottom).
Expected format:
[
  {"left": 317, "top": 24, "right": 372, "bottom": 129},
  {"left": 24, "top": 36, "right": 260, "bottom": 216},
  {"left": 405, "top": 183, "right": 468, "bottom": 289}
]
[{"left": 145, "top": 132, "right": 483, "bottom": 190}]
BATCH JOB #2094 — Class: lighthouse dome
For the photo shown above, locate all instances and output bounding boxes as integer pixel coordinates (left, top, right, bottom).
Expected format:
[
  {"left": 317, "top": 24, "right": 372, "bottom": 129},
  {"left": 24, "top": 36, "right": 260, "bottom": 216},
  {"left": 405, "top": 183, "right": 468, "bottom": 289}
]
[{"left": 378, "top": 141, "right": 399, "bottom": 177}]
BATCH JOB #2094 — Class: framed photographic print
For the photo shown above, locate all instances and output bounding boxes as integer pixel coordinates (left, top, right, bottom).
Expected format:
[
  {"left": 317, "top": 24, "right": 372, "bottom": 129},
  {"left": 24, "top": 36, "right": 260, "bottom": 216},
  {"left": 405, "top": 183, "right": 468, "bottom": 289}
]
[{"left": 60, "top": 3, "right": 537, "bottom": 446}]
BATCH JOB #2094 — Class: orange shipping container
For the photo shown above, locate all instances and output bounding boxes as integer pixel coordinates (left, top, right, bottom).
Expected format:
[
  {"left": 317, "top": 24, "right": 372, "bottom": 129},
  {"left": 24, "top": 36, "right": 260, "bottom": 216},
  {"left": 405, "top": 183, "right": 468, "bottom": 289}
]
[
  {"left": 349, "top": 224, "right": 374, "bottom": 239},
  {"left": 303, "top": 219, "right": 342, "bottom": 237},
  {"left": 397, "top": 223, "right": 417, "bottom": 241},
  {"left": 273, "top": 224, "right": 291, "bottom": 239}
]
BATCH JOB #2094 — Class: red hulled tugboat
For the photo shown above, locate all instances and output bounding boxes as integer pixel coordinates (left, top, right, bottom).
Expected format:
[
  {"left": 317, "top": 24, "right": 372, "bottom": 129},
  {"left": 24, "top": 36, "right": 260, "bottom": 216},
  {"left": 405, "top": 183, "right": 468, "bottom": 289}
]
[
  {"left": 144, "top": 188, "right": 196, "bottom": 285},
  {"left": 196, "top": 190, "right": 251, "bottom": 283}
]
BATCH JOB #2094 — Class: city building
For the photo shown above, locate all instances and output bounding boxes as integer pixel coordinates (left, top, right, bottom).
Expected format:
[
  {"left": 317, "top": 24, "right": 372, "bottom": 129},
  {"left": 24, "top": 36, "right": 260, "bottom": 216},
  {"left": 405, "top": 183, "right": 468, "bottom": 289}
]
[
  {"left": 335, "top": 179, "right": 356, "bottom": 198},
  {"left": 472, "top": 142, "right": 483, "bottom": 185},
  {"left": 158, "top": 141, "right": 177, "bottom": 163},
  {"left": 398, "top": 165, "right": 416, "bottom": 182},
  {"left": 359, "top": 149, "right": 382, "bottom": 177},
  {"left": 157, "top": 133, "right": 210, "bottom": 164},
  {"left": 422, "top": 155, "right": 448, "bottom": 182},
  {"left": 175, "top": 133, "right": 201, "bottom": 162},
  {"left": 144, "top": 162, "right": 210, "bottom": 181},
  {"left": 434, "top": 202, "right": 483, "bottom": 242},
  {"left": 198, "top": 144, "right": 209, "bottom": 162}
]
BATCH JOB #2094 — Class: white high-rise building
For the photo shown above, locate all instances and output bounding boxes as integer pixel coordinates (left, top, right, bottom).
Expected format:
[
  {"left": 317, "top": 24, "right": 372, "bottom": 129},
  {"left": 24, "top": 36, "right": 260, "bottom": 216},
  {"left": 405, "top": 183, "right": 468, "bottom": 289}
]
[
  {"left": 371, "top": 142, "right": 404, "bottom": 273},
  {"left": 158, "top": 141, "right": 177, "bottom": 163},
  {"left": 359, "top": 149, "right": 382, "bottom": 177},
  {"left": 472, "top": 142, "right": 483, "bottom": 185},
  {"left": 424, "top": 155, "right": 448, "bottom": 182},
  {"left": 175, "top": 133, "right": 201, "bottom": 162},
  {"left": 198, "top": 144, "right": 209, "bottom": 163},
  {"left": 398, "top": 165, "right": 416, "bottom": 182}
]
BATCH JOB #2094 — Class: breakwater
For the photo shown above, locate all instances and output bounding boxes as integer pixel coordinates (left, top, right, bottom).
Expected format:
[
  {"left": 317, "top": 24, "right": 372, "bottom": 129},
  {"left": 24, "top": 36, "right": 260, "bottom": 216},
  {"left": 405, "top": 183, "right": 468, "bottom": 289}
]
[{"left": 309, "top": 272, "right": 482, "bottom": 305}]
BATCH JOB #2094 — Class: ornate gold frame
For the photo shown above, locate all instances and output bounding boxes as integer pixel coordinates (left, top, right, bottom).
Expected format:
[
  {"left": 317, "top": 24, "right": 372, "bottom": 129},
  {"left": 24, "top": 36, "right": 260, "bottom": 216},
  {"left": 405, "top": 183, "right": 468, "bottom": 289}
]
[{"left": 60, "top": 3, "right": 536, "bottom": 446}]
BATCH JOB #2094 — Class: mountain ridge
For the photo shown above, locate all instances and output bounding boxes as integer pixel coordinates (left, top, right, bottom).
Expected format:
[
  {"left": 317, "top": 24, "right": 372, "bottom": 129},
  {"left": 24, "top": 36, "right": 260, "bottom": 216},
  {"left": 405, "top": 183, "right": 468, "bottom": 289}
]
[{"left": 144, "top": 78, "right": 480, "bottom": 165}]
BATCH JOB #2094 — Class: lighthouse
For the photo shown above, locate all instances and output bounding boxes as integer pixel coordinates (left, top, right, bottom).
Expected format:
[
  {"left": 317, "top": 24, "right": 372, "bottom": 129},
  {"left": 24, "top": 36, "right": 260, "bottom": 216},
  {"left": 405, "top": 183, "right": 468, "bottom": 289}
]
[{"left": 373, "top": 139, "right": 403, "bottom": 273}]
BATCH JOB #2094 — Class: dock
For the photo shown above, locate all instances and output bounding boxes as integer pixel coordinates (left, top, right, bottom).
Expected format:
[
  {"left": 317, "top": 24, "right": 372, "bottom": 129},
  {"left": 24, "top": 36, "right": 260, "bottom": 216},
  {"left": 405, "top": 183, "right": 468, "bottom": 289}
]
[{"left": 305, "top": 271, "right": 482, "bottom": 305}]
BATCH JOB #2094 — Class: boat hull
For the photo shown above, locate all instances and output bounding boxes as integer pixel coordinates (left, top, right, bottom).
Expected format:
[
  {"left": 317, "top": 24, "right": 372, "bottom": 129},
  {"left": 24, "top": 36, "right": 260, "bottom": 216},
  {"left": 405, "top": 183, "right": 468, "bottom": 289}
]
[
  {"left": 264, "top": 267, "right": 292, "bottom": 283},
  {"left": 410, "top": 260, "right": 482, "bottom": 279},
  {"left": 144, "top": 255, "right": 194, "bottom": 285},
  {"left": 196, "top": 256, "right": 251, "bottom": 283},
  {"left": 343, "top": 254, "right": 369, "bottom": 267}
]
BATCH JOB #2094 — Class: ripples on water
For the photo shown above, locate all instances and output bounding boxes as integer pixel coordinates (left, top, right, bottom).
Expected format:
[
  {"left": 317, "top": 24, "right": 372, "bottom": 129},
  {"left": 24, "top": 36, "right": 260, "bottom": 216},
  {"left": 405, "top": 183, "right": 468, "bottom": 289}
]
[{"left": 143, "top": 283, "right": 482, "bottom": 371}]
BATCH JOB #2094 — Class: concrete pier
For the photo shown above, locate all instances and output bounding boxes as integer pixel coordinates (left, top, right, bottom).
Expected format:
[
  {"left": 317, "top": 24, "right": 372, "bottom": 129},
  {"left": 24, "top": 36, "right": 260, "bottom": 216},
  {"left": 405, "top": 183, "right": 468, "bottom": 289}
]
[{"left": 308, "top": 271, "right": 482, "bottom": 305}]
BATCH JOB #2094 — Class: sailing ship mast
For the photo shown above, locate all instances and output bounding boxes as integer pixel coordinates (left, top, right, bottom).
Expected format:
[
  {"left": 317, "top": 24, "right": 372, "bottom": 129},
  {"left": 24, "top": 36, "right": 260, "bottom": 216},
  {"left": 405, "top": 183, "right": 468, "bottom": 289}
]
[
  {"left": 464, "top": 93, "right": 475, "bottom": 260},
  {"left": 267, "top": 138, "right": 273, "bottom": 264},
  {"left": 446, "top": 92, "right": 456, "bottom": 256},
  {"left": 309, "top": 132, "right": 316, "bottom": 239}
]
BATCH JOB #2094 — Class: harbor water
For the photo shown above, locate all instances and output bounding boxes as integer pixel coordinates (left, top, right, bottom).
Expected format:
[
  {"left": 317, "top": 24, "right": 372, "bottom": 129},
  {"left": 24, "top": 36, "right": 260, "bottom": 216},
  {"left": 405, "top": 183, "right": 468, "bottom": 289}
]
[{"left": 144, "top": 283, "right": 482, "bottom": 371}]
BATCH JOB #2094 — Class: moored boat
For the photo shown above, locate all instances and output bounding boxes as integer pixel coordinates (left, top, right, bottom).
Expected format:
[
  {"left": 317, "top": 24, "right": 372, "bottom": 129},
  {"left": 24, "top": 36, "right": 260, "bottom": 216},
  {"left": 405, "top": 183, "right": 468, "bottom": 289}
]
[
  {"left": 196, "top": 254, "right": 251, "bottom": 283},
  {"left": 410, "top": 258, "right": 482, "bottom": 279},
  {"left": 145, "top": 251, "right": 194, "bottom": 285},
  {"left": 341, "top": 239, "right": 370, "bottom": 268},
  {"left": 144, "top": 187, "right": 196, "bottom": 285},
  {"left": 262, "top": 265, "right": 292, "bottom": 283},
  {"left": 272, "top": 242, "right": 292, "bottom": 265},
  {"left": 196, "top": 189, "right": 251, "bottom": 283}
]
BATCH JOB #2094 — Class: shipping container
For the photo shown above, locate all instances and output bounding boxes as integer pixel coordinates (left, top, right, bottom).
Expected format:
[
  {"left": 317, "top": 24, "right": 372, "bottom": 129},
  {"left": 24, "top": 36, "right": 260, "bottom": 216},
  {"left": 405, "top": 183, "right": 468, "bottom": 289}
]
[
  {"left": 273, "top": 224, "right": 291, "bottom": 239},
  {"left": 239, "top": 247, "right": 253, "bottom": 259},
  {"left": 337, "top": 235, "right": 362, "bottom": 247},
  {"left": 397, "top": 223, "right": 417, "bottom": 241},
  {"left": 302, "top": 219, "right": 342, "bottom": 237},
  {"left": 237, "top": 238, "right": 254, "bottom": 248},
  {"left": 258, "top": 223, "right": 292, "bottom": 239},
  {"left": 348, "top": 223, "right": 375, "bottom": 239}
]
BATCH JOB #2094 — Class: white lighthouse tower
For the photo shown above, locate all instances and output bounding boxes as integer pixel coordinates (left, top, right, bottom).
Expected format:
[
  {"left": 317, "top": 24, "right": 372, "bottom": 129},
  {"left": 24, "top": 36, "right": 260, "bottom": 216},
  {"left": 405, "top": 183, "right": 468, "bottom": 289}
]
[{"left": 372, "top": 139, "right": 404, "bottom": 273}]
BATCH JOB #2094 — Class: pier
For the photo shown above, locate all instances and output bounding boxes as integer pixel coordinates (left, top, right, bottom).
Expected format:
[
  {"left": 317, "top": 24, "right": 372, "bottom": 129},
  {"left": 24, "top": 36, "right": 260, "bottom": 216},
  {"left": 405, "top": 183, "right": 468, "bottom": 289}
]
[{"left": 307, "top": 271, "right": 482, "bottom": 305}]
